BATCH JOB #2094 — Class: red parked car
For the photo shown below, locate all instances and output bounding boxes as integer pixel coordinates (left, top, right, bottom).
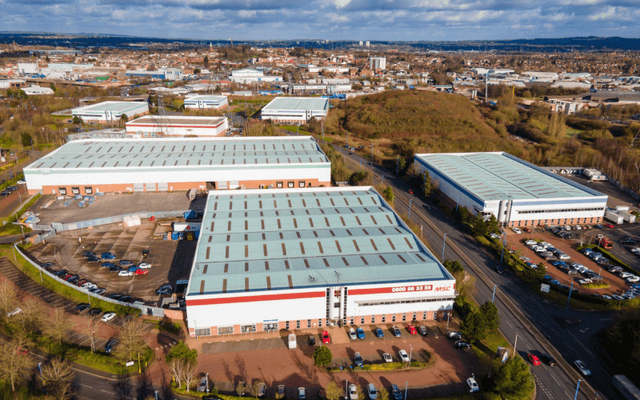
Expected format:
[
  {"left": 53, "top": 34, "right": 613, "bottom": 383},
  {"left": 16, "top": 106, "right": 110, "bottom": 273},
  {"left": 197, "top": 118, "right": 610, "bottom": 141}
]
[
  {"left": 321, "top": 330, "right": 331, "bottom": 344},
  {"left": 134, "top": 269, "right": 148, "bottom": 275},
  {"left": 407, "top": 325, "right": 418, "bottom": 335},
  {"left": 604, "top": 223, "right": 615, "bottom": 229}
]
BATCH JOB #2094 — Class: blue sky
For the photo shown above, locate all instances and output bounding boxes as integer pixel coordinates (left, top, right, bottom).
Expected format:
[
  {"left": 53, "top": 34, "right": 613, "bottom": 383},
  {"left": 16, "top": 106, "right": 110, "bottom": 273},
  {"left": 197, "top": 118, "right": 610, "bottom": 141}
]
[{"left": 1, "top": 0, "right": 638, "bottom": 41}]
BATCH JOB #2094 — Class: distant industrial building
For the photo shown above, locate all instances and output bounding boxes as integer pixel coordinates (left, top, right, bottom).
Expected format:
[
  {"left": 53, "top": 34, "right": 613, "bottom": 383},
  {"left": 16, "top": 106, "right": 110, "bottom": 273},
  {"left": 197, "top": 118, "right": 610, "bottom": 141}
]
[
  {"left": 70, "top": 101, "right": 149, "bottom": 123},
  {"left": 183, "top": 95, "right": 228, "bottom": 110},
  {"left": 415, "top": 152, "right": 608, "bottom": 228},
  {"left": 22, "top": 85, "right": 54, "bottom": 96},
  {"left": 125, "top": 115, "right": 228, "bottom": 137},
  {"left": 24, "top": 136, "right": 330, "bottom": 195},
  {"left": 230, "top": 68, "right": 282, "bottom": 84},
  {"left": 126, "top": 68, "right": 183, "bottom": 81},
  {"left": 261, "top": 97, "right": 329, "bottom": 125},
  {"left": 185, "top": 186, "right": 456, "bottom": 337},
  {"left": 369, "top": 56, "right": 386, "bottom": 71}
]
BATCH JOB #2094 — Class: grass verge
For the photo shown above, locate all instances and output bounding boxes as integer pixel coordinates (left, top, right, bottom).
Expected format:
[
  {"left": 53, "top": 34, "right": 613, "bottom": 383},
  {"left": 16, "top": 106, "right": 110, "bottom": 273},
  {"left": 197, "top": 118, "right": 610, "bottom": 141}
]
[
  {"left": 0, "top": 244, "right": 140, "bottom": 316},
  {"left": 0, "top": 193, "right": 40, "bottom": 236}
]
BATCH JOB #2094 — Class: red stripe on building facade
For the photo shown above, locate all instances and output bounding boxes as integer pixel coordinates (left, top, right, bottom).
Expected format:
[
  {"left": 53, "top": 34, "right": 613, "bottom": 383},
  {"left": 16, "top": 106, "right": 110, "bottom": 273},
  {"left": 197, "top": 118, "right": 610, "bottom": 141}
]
[{"left": 186, "top": 291, "right": 325, "bottom": 306}]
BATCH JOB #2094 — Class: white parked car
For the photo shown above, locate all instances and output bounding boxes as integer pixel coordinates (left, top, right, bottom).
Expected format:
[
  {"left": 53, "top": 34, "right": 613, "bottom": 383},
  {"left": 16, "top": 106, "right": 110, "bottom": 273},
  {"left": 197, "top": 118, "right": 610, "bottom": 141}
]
[
  {"left": 118, "top": 270, "right": 133, "bottom": 277},
  {"left": 467, "top": 377, "right": 480, "bottom": 393},
  {"left": 101, "top": 312, "right": 116, "bottom": 322},
  {"left": 349, "top": 328, "right": 357, "bottom": 340},
  {"left": 512, "top": 228, "right": 522, "bottom": 234},
  {"left": 524, "top": 240, "right": 537, "bottom": 246},
  {"left": 627, "top": 276, "right": 640, "bottom": 283},
  {"left": 558, "top": 253, "right": 571, "bottom": 260},
  {"left": 349, "top": 384, "right": 358, "bottom": 400},
  {"left": 578, "top": 279, "right": 592, "bottom": 285},
  {"left": 399, "top": 349, "right": 410, "bottom": 363},
  {"left": 619, "top": 272, "right": 633, "bottom": 279},
  {"left": 382, "top": 353, "right": 393, "bottom": 363},
  {"left": 138, "top": 262, "right": 152, "bottom": 269}
]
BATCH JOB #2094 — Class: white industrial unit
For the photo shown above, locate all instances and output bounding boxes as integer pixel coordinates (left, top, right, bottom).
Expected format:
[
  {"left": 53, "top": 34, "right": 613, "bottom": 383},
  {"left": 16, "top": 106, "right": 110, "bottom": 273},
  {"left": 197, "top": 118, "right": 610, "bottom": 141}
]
[
  {"left": 183, "top": 95, "right": 228, "bottom": 110},
  {"left": 24, "top": 136, "right": 331, "bottom": 195},
  {"left": 261, "top": 97, "right": 329, "bottom": 125},
  {"left": 185, "top": 186, "right": 456, "bottom": 337},
  {"left": 230, "top": 68, "right": 282, "bottom": 84},
  {"left": 70, "top": 101, "right": 149, "bottom": 123},
  {"left": 415, "top": 152, "right": 608, "bottom": 228},
  {"left": 125, "top": 115, "right": 228, "bottom": 137}
]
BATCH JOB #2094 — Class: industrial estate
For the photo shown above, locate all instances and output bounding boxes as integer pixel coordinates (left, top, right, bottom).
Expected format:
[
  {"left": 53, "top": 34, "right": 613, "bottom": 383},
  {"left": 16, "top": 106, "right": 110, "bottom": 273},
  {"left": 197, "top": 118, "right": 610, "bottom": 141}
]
[{"left": 1, "top": 35, "right": 640, "bottom": 400}]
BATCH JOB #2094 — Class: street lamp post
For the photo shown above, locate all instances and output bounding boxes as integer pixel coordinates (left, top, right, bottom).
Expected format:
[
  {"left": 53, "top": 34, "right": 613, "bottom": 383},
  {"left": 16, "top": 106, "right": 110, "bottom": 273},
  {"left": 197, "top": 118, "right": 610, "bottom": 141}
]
[
  {"left": 408, "top": 199, "right": 412, "bottom": 221},
  {"left": 573, "top": 380, "right": 582, "bottom": 400},
  {"left": 38, "top": 362, "right": 44, "bottom": 384},
  {"left": 206, "top": 372, "right": 210, "bottom": 393},
  {"left": 155, "top": 390, "right": 158, "bottom": 400},
  {"left": 404, "top": 381, "right": 408, "bottom": 400},
  {"left": 492, "top": 285, "right": 497, "bottom": 303},
  {"left": 513, "top": 333, "right": 518, "bottom": 356}
]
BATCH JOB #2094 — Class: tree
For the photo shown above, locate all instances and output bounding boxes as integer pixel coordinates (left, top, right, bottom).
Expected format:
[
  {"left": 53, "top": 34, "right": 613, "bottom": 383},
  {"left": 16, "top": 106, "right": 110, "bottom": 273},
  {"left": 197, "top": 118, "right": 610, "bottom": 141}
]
[
  {"left": 237, "top": 381, "right": 246, "bottom": 396},
  {"left": 325, "top": 382, "right": 342, "bottom": 400},
  {"left": 459, "top": 310, "right": 487, "bottom": 344},
  {"left": 204, "top": 55, "right": 209, "bottom": 68},
  {"left": 183, "top": 363, "right": 198, "bottom": 392},
  {"left": 312, "top": 345, "right": 332, "bottom": 367},
  {"left": 194, "top": 68, "right": 201, "bottom": 74},
  {"left": 378, "top": 388, "right": 390, "bottom": 400},
  {"left": 383, "top": 186, "right": 394, "bottom": 205},
  {"left": 166, "top": 341, "right": 198, "bottom": 364},
  {"left": 480, "top": 301, "right": 500, "bottom": 331},
  {"left": 40, "top": 357, "right": 75, "bottom": 400},
  {"left": 0, "top": 330, "right": 34, "bottom": 392},
  {"left": 492, "top": 356, "right": 534, "bottom": 399},
  {"left": 422, "top": 171, "right": 432, "bottom": 198},
  {"left": 45, "top": 307, "right": 68, "bottom": 346},
  {"left": 17, "top": 297, "right": 44, "bottom": 334},
  {"left": 72, "top": 116, "right": 83, "bottom": 125},
  {"left": 119, "top": 113, "right": 128, "bottom": 127},
  {"left": 21, "top": 133, "right": 32, "bottom": 147},
  {"left": 49, "top": 82, "right": 57, "bottom": 92},
  {"left": 166, "top": 342, "right": 198, "bottom": 391},
  {"left": 486, "top": 215, "right": 500, "bottom": 234},
  {"left": 0, "top": 279, "right": 18, "bottom": 324},
  {"left": 114, "top": 318, "right": 147, "bottom": 363}
]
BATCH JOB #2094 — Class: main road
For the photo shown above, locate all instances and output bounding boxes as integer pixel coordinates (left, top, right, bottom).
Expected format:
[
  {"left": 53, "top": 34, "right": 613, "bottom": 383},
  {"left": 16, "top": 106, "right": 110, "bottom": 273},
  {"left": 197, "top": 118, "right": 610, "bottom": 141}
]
[{"left": 333, "top": 143, "right": 622, "bottom": 400}]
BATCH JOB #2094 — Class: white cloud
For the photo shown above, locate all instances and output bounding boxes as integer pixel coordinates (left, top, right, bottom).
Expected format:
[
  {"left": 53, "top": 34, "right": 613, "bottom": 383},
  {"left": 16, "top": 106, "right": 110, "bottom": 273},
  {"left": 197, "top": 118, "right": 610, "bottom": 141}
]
[{"left": 589, "top": 6, "right": 616, "bottom": 20}]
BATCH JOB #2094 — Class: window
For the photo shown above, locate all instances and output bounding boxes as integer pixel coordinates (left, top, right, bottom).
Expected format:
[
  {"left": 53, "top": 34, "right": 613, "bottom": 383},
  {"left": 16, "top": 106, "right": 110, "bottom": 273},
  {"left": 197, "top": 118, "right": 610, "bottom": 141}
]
[
  {"left": 298, "top": 181, "right": 306, "bottom": 188},
  {"left": 285, "top": 321, "right": 290, "bottom": 330},
  {"left": 402, "top": 314, "right": 406, "bottom": 322},
  {"left": 423, "top": 311, "right": 427, "bottom": 320},
  {"left": 84, "top": 187, "right": 93, "bottom": 194},
  {"left": 350, "top": 317, "right": 354, "bottom": 325},
  {"left": 276, "top": 181, "right": 283, "bottom": 188},
  {"left": 359, "top": 317, "right": 364, "bottom": 324},
  {"left": 371, "top": 316, "right": 375, "bottom": 324},
  {"left": 392, "top": 315, "right": 396, "bottom": 322},
  {"left": 307, "top": 320, "right": 311, "bottom": 328},
  {"left": 58, "top": 187, "right": 67, "bottom": 196},
  {"left": 287, "top": 181, "right": 295, "bottom": 188},
  {"left": 381, "top": 315, "right": 386, "bottom": 323},
  {"left": 318, "top": 319, "right": 322, "bottom": 327},
  {"left": 218, "top": 326, "right": 233, "bottom": 335},
  {"left": 413, "top": 313, "right": 417, "bottom": 321},
  {"left": 296, "top": 320, "right": 300, "bottom": 329},
  {"left": 71, "top": 187, "right": 80, "bottom": 195}
]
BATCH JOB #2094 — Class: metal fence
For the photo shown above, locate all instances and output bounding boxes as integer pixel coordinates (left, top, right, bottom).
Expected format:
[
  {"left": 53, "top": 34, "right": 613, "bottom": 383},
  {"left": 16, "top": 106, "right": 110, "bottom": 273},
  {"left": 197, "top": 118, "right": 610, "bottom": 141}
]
[{"left": 14, "top": 244, "right": 165, "bottom": 318}]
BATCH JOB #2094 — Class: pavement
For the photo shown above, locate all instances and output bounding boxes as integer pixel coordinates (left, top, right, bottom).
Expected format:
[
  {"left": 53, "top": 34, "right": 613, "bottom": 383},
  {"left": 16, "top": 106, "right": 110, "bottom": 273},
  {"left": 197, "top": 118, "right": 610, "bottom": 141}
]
[{"left": 334, "top": 143, "right": 623, "bottom": 400}]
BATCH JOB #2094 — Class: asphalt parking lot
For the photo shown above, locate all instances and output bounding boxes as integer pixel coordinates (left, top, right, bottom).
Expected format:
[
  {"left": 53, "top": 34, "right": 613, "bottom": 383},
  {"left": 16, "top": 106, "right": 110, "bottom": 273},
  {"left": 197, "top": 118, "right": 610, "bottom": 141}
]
[
  {"left": 35, "top": 191, "right": 206, "bottom": 224},
  {"left": 25, "top": 219, "right": 196, "bottom": 302}
]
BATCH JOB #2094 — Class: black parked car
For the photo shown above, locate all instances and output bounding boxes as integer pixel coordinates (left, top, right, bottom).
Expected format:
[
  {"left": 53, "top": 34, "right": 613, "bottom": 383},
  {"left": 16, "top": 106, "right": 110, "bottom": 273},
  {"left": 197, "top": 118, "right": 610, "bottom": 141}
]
[
  {"left": 87, "top": 256, "right": 100, "bottom": 263},
  {"left": 454, "top": 340, "right": 471, "bottom": 349},
  {"left": 75, "top": 303, "right": 91, "bottom": 314},
  {"left": 105, "top": 337, "right": 118, "bottom": 354},
  {"left": 88, "top": 308, "right": 102, "bottom": 316},
  {"left": 108, "top": 265, "right": 122, "bottom": 273},
  {"left": 156, "top": 284, "right": 173, "bottom": 295},
  {"left": 82, "top": 251, "right": 96, "bottom": 258},
  {"left": 55, "top": 269, "right": 68, "bottom": 278}
]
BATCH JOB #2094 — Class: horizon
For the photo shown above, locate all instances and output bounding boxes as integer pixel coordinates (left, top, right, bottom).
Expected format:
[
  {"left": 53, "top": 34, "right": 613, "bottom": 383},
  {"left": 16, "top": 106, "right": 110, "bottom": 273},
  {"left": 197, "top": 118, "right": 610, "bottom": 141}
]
[{"left": 1, "top": 0, "right": 638, "bottom": 42}]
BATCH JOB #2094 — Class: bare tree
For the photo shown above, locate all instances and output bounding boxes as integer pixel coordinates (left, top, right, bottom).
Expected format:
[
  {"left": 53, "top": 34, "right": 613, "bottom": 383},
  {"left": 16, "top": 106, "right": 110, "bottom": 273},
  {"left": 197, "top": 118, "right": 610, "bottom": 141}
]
[
  {"left": 40, "top": 357, "right": 75, "bottom": 400},
  {"left": 114, "top": 318, "right": 147, "bottom": 364},
  {"left": 17, "top": 297, "right": 45, "bottom": 334},
  {"left": 183, "top": 362, "right": 198, "bottom": 392},
  {"left": 0, "top": 330, "right": 34, "bottom": 391},
  {"left": 0, "top": 279, "right": 18, "bottom": 323},
  {"left": 169, "top": 359, "right": 186, "bottom": 389},
  {"left": 86, "top": 315, "right": 99, "bottom": 353},
  {"left": 45, "top": 308, "right": 68, "bottom": 346}
]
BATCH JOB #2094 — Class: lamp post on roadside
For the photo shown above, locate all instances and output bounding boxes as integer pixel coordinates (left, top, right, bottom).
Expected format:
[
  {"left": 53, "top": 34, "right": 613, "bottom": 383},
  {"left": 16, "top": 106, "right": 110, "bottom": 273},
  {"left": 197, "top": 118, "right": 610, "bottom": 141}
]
[
  {"left": 573, "top": 380, "right": 582, "bottom": 400},
  {"left": 441, "top": 233, "right": 448, "bottom": 261},
  {"left": 38, "top": 362, "right": 44, "bottom": 385},
  {"left": 206, "top": 372, "right": 210, "bottom": 393}
]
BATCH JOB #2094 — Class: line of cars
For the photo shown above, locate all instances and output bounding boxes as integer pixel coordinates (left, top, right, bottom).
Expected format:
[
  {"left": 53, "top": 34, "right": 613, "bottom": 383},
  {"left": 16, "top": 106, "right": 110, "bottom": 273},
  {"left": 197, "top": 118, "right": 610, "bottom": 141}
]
[
  {"left": 84, "top": 250, "right": 152, "bottom": 277},
  {"left": 446, "top": 330, "right": 471, "bottom": 349},
  {"left": 73, "top": 302, "right": 117, "bottom": 322},
  {"left": 347, "top": 382, "right": 404, "bottom": 400},
  {"left": 523, "top": 239, "right": 571, "bottom": 262},
  {"left": 0, "top": 185, "right": 19, "bottom": 197},
  {"left": 347, "top": 324, "right": 427, "bottom": 340}
]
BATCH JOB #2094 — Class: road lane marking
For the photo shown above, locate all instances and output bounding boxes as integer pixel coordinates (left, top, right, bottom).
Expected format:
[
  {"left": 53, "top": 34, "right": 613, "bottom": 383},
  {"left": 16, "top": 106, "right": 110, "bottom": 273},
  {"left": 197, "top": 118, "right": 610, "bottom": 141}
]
[{"left": 80, "top": 384, "right": 93, "bottom": 388}]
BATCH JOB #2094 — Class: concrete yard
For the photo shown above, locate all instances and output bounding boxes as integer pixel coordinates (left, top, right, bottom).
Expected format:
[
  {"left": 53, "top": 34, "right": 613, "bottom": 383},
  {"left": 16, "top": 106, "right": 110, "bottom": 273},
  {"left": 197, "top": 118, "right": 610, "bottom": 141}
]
[{"left": 35, "top": 191, "right": 207, "bottom": 224}]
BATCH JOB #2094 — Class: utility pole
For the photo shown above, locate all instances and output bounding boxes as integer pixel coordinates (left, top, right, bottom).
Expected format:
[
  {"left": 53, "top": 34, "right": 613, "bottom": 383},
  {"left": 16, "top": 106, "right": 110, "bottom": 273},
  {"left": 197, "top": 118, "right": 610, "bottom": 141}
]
[
  {"left": 565, "top": 282, "right": 574, "bottom": 309},
  {"left": 492, "top": 285, "right": 497, "bottom": 303},
  {"left": 408, "top": 199, "right": 412, "bottom": 221},
  {"left": 441, "top": 233, "right": 447, "bottom": 261},
  {"left": 513, "top": 333, "right": 518, "bottom": 356}
]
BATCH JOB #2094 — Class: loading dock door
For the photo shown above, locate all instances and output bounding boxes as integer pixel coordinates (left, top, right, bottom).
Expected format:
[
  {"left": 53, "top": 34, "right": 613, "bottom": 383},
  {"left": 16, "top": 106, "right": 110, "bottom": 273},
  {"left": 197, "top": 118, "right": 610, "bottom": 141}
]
[
  {"left": 158, "top": 182, "right": 169, "bottom": 191},
  {"left": 133, "top": 183, "right": 145, "bottom": 192},
  {"left": 145, "top": 183, "right": 157, "bottom": 192},
  {"left": 217, "top": 181, "right": 228, "bottom": 190},
  {"left": 228, "top": 180, "right": 240, "bottom": 190}
]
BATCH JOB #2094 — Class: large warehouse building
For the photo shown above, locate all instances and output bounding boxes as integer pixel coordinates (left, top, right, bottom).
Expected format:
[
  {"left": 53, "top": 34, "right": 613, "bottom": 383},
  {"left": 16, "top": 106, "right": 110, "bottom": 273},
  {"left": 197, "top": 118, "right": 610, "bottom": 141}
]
[
  {"left": 183, "top": 95, "right": 228, "bottom": 110},
  {"left": 71, "top": 101, "right": 149, "bottom": 123},
  {"left": 125, "top": 115, "right": 229, "bottom": 137},
  {"left": 415, "top": 152, "right": 608, "bottom": 228},
  {"left": 185, "top": 186, "right": 456, "bottom": 337},
  {"left": 24, "top": 136, "right": 330, "bottom": 195},
  {"left": 261, "top": 97, "right": 329, "bottom": 125}
]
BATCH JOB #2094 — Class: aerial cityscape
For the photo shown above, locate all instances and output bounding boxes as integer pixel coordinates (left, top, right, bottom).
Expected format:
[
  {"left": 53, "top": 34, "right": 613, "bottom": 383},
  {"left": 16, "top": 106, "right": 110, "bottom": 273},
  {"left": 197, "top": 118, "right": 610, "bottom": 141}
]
[{"left": 0, "top": 1, "right": 639, "bottom": 400}]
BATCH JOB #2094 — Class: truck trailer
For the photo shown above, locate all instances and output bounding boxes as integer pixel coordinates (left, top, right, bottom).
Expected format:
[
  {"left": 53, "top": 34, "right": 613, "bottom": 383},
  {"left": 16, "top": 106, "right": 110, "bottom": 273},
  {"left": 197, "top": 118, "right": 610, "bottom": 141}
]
[{"left": 604, "top": 210, "right": 624, "bottom": 225}]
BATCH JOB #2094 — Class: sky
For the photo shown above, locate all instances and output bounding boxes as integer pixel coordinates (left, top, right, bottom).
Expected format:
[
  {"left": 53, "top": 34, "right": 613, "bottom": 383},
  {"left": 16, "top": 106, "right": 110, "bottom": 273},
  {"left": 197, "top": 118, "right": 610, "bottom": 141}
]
[{"left": 0, "top": 0, "right": 639, "bottom": 41}]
